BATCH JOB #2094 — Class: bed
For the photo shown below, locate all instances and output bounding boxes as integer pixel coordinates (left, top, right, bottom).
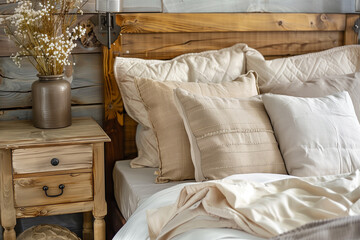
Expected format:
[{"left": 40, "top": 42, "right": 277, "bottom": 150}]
[{"left": 102, "top": 13, "right": 360, "bottom": 239}]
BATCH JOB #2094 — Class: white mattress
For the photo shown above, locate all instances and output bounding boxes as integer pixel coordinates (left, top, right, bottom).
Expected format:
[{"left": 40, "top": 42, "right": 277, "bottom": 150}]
[{"left": 113, "top": 160, "right": 193, "bottom": 220}]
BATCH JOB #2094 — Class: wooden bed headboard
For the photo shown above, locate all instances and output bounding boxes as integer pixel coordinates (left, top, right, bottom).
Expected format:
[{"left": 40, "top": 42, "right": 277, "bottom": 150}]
[{"left": 102, "top": 12, "right": 359, "bottom": 238}]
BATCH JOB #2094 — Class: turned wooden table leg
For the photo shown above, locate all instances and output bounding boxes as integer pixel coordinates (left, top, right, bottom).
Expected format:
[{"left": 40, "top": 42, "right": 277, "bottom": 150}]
[
  {"left": 83, "top": 211, "right": 94, "bottom": 240},
  {"left": 0, "top": 150, "right": 17, "bottom": 240},
  {"left": 93, "top": 143, "right": 107, "bottom": 240},
  {"left": 3, "top": 228, "right": 16, "bottom": 240},
  {"left": 94, "top": 217, "right": 106, "bottom": 239}
]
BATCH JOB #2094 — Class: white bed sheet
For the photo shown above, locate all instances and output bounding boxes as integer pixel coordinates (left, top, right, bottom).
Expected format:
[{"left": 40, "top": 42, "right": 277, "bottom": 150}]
[
  {"left": 114, "top": 173, "right": 294, "bottom": 240},
  {"left": 113, "top": 160, "right": 194, "bottom": 220}
]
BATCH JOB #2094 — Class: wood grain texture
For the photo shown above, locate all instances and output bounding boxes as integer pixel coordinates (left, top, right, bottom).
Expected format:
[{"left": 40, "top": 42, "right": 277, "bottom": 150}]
[
  {"left": 0, "top": 149, "right": 16, "bottom": 228},
  {"left": 93, "top": 142, "right": 107, "bottom": 217},
  {"left": 14, "top": 168, "right": 92, "bottom": 179},
  {"left": 16, "top": 201, "right": 94, "bottom": 218},
  {"left": 0, "top": 15, "right": 101, "bottom": 56},
  {"left": 0, "top": 104, "right": 104, "bottom": 126},
  {"left": 14, "top": 172, "right": 93, "bottom": 207},
  {"left": 83, "top": 211, "right": 94, "bottom": 240},
  {"left": 94, "top": 218, "right": 105, "bottom": 240},
  {"left": 3, "top": 229, "right": 16, "bottom": 240},
  {"left": 124, "top": 114, "right": 137, "bottom": 158},
  {"left": 0, "top": 118, "right": 108, "bottom": 240},
  {"left": 117, "top": 13, "right": 346, "bottom": 33},
  {"left": 13, "top": 144, "right": 93, "bottom": 174},
  {"left": 0, "top": 117, "right": 110, "bottom": 148},
  {"left": 0, "top": 53, "right": 103, "bottom": 109},
  {"left": 344, "top": 14, "right": 360, "bottom": 45},
  {"left": 93, "top": 142, "right": 107, "bottom": 239},
  {"left": 119, "top": 31, "right": 343, "bottom": 60},
  {"left": 103, "top": 42, "right": 124, "bottom": 213}
]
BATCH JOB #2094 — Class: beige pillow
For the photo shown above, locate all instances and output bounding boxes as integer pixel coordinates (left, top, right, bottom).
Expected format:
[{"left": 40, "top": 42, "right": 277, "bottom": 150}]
[
  {"left": 135, "top": 71, "right": 259, "bottom": 182},
  {"left": 174, "top": 88, "right": 287, "bottom": 182},
  {"left": 114, "top": 43, "right": 251, "bottom": 168},
  {"left": 246, "top": 45, "right": 360, "bottom": 93}
]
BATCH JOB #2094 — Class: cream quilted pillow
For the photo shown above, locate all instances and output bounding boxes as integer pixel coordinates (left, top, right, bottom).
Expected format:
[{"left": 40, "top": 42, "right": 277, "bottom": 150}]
[
  {"left": 174, "top": 88, "right": 287, "bottom": 182},
  {"left": 135, "top": 72, "right": 259, "bottom": 182},
  {"left": 246, "top": 45, "right": 360, "bottom": 93},
  {"left": 266, "top": 72, "right": 360, "bottom": 122},
  {"left": 114, "top": 43, "right": 251, "bottom": 168}
]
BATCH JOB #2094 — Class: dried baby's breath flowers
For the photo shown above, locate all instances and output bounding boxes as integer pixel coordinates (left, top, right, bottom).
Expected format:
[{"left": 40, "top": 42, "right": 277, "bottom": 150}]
[{"left": 3, "top": 0, "right": 86, "bottom": 75}]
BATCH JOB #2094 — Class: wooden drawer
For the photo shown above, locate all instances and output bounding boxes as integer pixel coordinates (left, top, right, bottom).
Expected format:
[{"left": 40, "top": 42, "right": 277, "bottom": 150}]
[
  {"left": 12, "top": 144, "right": 93, "bottom": 174},
  {"left": 14, "top": 173, "right": 93, "bottom": 207}
]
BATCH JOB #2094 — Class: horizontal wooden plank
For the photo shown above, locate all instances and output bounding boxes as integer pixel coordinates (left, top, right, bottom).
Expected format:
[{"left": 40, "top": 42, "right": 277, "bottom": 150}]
[
  {"left": 117, "top": 13, "right": 346, "bottom": 33},
  {"left": 118, "top": 31, "right": 343, "bottom": 59},
  {"left": 0, "top": 14, "right": 102, "bottom": 56},
  {"left": 0, "top": 0, "right": 96, "bottom": 14},
  {"left": 14, "top": 168, "right": 93, "bottom": 179},
  {"left": 0, "top": 53, "right": 103, "bottom": 109},
  {"left": 16, "top": 201, "right": 93, "bottom": 218},
  {"left": 0, "top": 104, "right": 104, "bottom": 126}
]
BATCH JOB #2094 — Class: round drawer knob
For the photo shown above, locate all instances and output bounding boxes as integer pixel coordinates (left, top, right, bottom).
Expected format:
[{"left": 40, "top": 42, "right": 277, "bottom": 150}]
[{"left": 50, "top": 158, "right": 59, "bottom": 166}]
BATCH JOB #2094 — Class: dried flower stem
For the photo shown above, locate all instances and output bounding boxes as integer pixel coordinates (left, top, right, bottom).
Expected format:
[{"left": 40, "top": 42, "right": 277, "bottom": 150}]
[{"left": 3, "top": 0, "right": 86, "bottom": 76}]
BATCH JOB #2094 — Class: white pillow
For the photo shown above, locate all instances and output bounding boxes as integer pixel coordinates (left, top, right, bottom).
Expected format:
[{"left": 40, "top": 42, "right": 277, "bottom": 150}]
[
  {"left": 262, "top": 92, "right": 360, "bottom": 177},
  {"left": 114, "top": 43, "right": 251, "bottom": 168},
  {"left": 246, "top": 45, "right": 360, "bottom": 93}
]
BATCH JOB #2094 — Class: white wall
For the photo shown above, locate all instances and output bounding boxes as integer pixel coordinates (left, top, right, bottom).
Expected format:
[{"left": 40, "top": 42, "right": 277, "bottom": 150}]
[
  {"left": 162, "top": 0, "right": 356, "bottom": 13},
  {"left": 96, "top": 0, "right": 357, "bottom": 13}
]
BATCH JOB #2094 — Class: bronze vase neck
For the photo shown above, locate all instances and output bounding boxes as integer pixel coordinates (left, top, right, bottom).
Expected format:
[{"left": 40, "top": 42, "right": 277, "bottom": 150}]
[{"left": 37, "top": 74, "right": 64, "bottom": 81}]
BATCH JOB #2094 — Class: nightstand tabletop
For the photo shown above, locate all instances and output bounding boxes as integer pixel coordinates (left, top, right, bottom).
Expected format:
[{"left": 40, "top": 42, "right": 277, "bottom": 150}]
[{"left": 0, "top": 117, "right": 110, "bottom": 149}]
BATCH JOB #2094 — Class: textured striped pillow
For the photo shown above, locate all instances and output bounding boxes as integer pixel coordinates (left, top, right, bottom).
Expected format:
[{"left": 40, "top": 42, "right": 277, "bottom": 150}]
[{"left": 174, "top": 88, "right": 287, "bottom": 181}]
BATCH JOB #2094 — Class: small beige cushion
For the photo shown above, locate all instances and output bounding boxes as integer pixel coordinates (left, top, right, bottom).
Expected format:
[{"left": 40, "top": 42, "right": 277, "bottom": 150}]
[
  {"left": 135, "top": 72, "right": 259, "bottom": 182},
  {"left": 246, "top": 45, "right": 360, "bottom": 93},
  {"left": 114, "top": 43, "right": 251, "bottom": 168},
  {"left": 174, "top": 88, "right": 287, "bottom": 182}
]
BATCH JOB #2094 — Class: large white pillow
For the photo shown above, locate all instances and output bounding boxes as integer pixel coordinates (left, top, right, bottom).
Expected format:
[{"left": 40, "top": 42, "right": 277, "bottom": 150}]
[
  {"left": 262, "top": 92, "right": 360, "bottom": 177},
  {"left": 114, "top": 43, "right": 251, "bottom": 168},
  {"left": 246, "top": 45, "right": 360, "bottom": 93}
]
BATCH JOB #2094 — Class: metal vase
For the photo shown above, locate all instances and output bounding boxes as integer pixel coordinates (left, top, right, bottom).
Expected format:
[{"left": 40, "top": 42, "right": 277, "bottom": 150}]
[{"left": 32, "top": 74, "right": 72, "bottom": 129}]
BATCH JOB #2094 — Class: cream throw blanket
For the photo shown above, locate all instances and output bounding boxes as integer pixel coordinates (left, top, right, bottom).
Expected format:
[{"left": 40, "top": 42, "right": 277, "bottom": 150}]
[{"left": 147, "top": 171, "right": 360, "bottom": 240}]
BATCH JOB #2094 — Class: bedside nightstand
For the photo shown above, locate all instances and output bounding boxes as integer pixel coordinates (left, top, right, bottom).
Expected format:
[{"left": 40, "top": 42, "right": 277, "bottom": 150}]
[{"left": 0, "top": 118, "right": 110, "bottom": 240}]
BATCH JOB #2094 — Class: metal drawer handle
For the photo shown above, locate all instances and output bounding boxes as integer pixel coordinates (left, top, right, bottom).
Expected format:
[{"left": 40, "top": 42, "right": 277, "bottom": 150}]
[
  {"left": 50, "top": 158, "right": 59, "bottom": 166},
  {"left": 42, "top": 184, "right": 65, "bottom": 197}
]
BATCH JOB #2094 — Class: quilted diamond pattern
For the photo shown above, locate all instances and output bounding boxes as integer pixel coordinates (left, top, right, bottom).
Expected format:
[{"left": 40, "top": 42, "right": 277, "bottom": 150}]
[{"left": 246, "top": 45, "right": 360, "bottom": 93}]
